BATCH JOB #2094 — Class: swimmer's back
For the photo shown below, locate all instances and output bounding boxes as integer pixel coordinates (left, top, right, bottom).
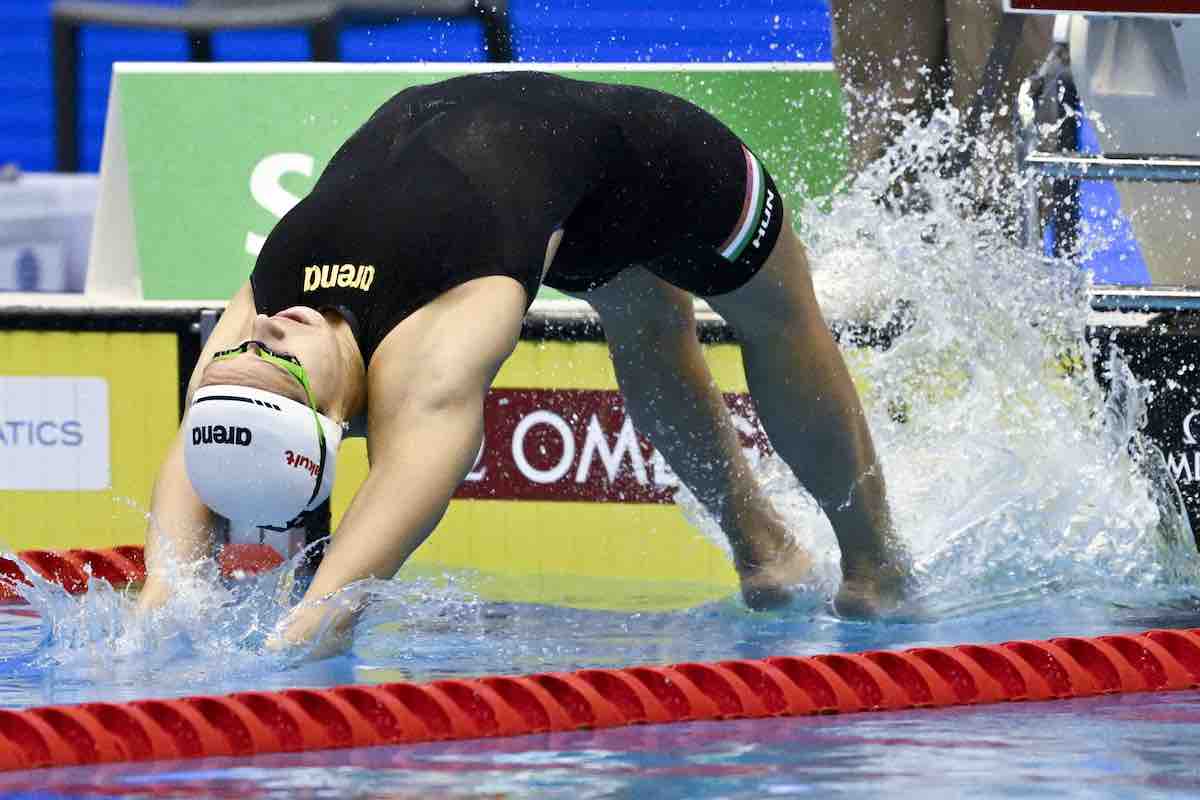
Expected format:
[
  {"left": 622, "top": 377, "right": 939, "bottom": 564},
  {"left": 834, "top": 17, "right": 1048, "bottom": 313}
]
[
  {"left": 252, "top": 72, "right": 761, "bottom": 363},
  {"left": 316, "top": 71, "right": 745, "bottom": 250}
]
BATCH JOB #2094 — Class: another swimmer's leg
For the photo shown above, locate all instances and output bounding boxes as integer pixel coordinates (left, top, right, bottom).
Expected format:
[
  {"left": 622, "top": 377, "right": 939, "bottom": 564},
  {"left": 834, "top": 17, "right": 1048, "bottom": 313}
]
[
  {"left": 707, "top": 215, "right": 911, "bottom": 618},
  {"left": 831, "top": 0, "right": 946, "bottom": 186},
  {"left": 569, "top": 267, "right": 813, "bottom": 610},
  {"left": 945, "top": 0, "right": 1054, "bottom": 226}
]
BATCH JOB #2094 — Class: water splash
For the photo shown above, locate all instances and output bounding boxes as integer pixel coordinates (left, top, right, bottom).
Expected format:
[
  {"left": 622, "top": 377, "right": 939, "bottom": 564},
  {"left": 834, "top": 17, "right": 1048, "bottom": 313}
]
[
  {"left": 674, "top": 107, "right": 1200, "bottom": 618},
  {"left": 6, "top": 105, "right": 1200, "bottom": 703},
  {"left": 0, "top": 541, "right": 319, "bottom": 701},
  {"left": 0, "top": 539, "right": 500, "bottom": 699}
]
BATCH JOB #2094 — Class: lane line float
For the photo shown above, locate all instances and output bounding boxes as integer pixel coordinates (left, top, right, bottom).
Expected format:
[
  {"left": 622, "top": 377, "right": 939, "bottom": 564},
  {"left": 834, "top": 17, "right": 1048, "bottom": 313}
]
[
  {"left": 4, "top": 548, "right": 1199, "bottom": 772},
  {"left": 0, "top": 626, "right": 1197, "bottom": 771},
  {"left": 0, "top": 544, "right": 283, "bottom": 602}
]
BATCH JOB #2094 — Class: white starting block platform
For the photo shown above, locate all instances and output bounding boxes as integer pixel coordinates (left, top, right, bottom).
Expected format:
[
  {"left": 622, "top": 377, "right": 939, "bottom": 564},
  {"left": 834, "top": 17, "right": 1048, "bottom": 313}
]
[
  {"left": 1009, "top": 0, "right": 1200, "bottom": 285},
  {"left": 1006, "top": 1, "right": 1200, "bottom": 539}
]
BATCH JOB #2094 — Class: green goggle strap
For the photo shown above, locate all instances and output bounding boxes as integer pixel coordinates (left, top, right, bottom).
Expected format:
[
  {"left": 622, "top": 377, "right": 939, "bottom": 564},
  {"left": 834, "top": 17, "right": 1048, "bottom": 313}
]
[
  {"left": 210, "top": 343, "right": 328, "bottom": 512},
  {"left": 211, "top": 343, "right": 321, "bottom": 433}
]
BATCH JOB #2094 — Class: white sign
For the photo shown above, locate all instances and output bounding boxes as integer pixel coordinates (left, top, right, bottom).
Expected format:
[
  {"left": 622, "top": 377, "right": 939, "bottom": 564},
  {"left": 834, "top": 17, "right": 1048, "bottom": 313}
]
[{"left": 0, "top": 377, "right": 110, "bottom": 491}]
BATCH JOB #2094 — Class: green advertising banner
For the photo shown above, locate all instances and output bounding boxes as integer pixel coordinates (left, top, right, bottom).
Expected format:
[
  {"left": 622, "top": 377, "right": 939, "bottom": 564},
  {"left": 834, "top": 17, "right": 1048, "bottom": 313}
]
[{"left": 93, "top": 64, "right": 847, "bottom": 301}]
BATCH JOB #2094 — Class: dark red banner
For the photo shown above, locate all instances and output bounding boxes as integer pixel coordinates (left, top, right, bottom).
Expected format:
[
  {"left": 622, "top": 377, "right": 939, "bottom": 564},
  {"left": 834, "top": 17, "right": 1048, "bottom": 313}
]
[
  {"left": 1007, "top": 1, "right": 1200, "bottom": 13},
  {"left": 453, "top": 388, "right": 771, "bottom": 503}
]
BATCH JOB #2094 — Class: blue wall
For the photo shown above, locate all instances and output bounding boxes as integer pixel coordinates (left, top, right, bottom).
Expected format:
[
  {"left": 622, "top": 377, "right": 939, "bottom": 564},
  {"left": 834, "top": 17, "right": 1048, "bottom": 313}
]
[{"left": 0, "top": 0, "right": 831, "bottom": 172}]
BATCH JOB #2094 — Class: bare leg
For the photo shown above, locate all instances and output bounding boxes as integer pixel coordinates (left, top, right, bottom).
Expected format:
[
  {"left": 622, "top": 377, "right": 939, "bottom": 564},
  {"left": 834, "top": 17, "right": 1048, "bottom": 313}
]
[
  {"left": 946, "top": 0, "right": 1053, "bottom": 123},
  {"left": 568, "top": 268, "right": 813, "bottom": 610},
  {"left": 831, "top": 0, "right": 948, "bottom": 179},
  {"left": 707, "top": 214, "right": 911, "bottom": 617},
  {"left": 946, "top": 0, "right": 1054, "bottom": 218}
]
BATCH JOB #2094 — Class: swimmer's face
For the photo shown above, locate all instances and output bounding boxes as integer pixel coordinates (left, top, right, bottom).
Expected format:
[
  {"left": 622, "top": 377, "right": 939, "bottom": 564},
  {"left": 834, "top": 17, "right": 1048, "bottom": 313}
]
[{"left": 200, "top": 307, "right": 346, "bottom": 417}]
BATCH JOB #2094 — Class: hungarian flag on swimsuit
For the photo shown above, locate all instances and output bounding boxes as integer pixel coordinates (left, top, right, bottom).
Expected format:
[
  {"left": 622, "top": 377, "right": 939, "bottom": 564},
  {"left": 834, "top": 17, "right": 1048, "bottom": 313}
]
[{"left": 718, "top": 146, "right": 780, "bottom": 270}]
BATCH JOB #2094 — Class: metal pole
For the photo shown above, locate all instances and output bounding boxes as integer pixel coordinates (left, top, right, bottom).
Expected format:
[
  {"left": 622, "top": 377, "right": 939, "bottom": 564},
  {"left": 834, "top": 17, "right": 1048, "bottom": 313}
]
[{"left": 52, "top": 18, "right": 80, "bottom": 172}]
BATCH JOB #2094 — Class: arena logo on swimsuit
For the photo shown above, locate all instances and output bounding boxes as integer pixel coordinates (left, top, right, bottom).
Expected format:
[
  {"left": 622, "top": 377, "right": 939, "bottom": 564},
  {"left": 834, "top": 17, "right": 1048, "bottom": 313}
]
[{"left": 303, "top": 264, "right": 375, "bottom": 293}]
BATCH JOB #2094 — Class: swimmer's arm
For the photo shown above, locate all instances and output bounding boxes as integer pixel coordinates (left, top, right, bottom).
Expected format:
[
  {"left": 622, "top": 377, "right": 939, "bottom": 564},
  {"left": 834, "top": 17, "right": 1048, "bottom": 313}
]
[
  {"left": 138, "top": 283, "right": 258, "bottom": 610},
  {"left": 270, "top": 378, "right": 488, "bottom": 652},
  {"left": 271, "top": 276, "right": 527, "bottom": 652},
  {"left": 136, "top": 430, "right": 219, "bottom": 609}
]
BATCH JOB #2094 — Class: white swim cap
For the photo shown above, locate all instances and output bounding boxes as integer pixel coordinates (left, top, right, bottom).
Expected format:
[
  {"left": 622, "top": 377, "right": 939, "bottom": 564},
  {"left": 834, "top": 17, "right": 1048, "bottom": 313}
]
[{"left": 184, "top": 384, "right": 344, "bottom": 527}]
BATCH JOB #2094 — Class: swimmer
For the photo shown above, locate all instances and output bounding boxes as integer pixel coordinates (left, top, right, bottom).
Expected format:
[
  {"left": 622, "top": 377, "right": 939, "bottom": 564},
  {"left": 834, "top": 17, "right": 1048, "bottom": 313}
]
[
  {"left": 137, "top": 72, "right": 910, "bottom": 651},
  {"left": 831, "top": 0, "right": 1052, "bottom": 214}
]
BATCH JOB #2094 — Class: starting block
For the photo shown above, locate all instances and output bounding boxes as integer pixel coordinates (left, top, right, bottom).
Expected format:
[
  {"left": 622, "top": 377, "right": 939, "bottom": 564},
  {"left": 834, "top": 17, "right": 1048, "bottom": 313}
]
[{"left": 1010, "top": 1, "right": 1200, "bottom": 539}]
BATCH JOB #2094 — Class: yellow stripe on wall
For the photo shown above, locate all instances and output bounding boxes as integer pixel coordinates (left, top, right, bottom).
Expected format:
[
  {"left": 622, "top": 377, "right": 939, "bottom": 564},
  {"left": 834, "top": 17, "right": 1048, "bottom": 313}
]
[
  {"left": 0, "top": 332, "right": 179, "bottom": 552},
  {"left": 0, "top": 332, "right": 764, "bottom": 609},
  {"left": 491, "top": 340, "right": 750, "bottom": 391},
  {"left": 405, "top": 500, "right": 739, "bottom": 610},
  {"left": 329, "top": 339, "right": 750, "bottom": 609}
]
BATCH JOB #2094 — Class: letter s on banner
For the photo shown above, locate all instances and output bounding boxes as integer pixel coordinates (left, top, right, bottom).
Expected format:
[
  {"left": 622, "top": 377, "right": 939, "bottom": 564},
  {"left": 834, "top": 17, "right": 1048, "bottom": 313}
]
[
  {"left": 244, "top": 153, "right": 315, "bottom": 257},
  {"left": 512, "top": 410, "right": 575, "bottom": 484}
]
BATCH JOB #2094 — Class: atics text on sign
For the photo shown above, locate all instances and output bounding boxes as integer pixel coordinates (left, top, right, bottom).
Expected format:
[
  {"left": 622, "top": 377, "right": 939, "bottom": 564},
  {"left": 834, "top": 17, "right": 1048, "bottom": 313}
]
[{"left": 0, "top": 376, "right": 110, "bottom": 491}]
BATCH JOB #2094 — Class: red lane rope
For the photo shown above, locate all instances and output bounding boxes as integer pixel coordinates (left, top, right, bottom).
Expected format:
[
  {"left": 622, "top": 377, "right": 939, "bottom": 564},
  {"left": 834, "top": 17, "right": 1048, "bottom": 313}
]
[
  {"left": 5, "top": 548, "right": 1200, "bottom": 771},
  {"left": 0, "top": 544, "right": 283, "bottom": 603},
  {"left": 0, "top": 627, "right": 1198, "bottom": 771}
]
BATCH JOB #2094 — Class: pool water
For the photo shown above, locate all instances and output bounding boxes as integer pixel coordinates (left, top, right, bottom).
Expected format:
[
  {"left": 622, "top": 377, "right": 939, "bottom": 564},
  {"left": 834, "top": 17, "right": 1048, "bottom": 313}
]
[
  {"left": 4, "top": 104, "right": 1200, "bottom": 797},
  {"left": 4, "top": 598, "right": 1200, "bottom": 798},
  {"left": 3, "top": 689, "right": 1200, "bottom": 798}
]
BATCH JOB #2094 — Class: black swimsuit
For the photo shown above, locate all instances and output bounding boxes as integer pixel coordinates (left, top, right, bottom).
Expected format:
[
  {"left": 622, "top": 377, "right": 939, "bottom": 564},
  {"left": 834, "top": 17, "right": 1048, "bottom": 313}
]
[{"left": 251, "top": 71, "right": 784, "bottom": 366}]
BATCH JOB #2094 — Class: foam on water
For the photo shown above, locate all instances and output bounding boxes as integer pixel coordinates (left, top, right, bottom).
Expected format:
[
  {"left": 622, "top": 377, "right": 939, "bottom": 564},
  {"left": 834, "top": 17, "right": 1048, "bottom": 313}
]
[
  {"left": 5, "top": 107, "right": 1200, "bottom": 694},
  {"left": 0, "top": 539, "right": 496, "bottom": 696},
  {"left": 1, "top": 550, "right": 280, "bottom": 690},
  {"left": 694, "top": 108, "right": 1200, "bottom": 617}
]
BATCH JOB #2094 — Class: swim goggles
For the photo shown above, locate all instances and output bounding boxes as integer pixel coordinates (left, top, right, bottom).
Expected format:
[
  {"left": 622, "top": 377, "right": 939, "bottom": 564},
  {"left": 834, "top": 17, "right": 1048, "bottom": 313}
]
[{"left": 209, "top": 340, "right": 330, "bottom": 527}]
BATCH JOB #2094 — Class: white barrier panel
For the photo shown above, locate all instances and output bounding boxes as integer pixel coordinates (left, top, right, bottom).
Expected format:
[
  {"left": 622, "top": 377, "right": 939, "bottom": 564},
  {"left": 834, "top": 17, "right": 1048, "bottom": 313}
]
[{"left": 0, "top": 376, "right": 110, "bottom": 491}]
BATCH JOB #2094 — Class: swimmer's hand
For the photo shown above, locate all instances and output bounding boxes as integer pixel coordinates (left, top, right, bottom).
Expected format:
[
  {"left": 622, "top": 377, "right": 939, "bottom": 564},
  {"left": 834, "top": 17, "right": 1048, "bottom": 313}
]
[
  {"left": 266, "top": 603, "right": 355, "bottom": 661},
  {"left": 134, "top": 575, "right": 176, "bottom": 614}
]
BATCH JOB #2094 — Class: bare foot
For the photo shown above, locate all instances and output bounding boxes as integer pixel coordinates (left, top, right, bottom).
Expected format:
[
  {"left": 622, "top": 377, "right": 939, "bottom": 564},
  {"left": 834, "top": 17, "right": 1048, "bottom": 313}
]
[
  {"left": 737, "top": 539, "right": 816, "bottom": 611},
  {"left": 833, "top": 558, "right": 912, "bottom": 619}
]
